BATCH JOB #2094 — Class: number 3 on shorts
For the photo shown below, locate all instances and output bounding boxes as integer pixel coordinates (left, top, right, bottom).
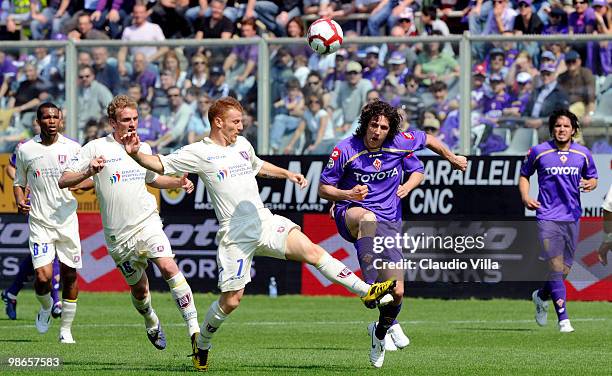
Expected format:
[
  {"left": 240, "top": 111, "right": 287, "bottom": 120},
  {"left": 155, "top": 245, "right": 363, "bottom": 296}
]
[
  {"left": 32, "top": 243, "right": 49, "bottom": 256},
  {"left": 118, "top": 261, "right": 135, "bottom": 277},
  {"left": 236, "top": 259, "right": 244, "bottom": 277}
]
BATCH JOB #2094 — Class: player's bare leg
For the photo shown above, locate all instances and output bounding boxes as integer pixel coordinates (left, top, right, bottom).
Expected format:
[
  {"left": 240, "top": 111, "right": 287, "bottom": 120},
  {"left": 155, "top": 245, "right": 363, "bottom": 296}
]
[
  {"left": 284, "top": 228, "right": 395, "bottom": 307},
  {"left": 130, "top": 272, "right": 165, "bottom": 349},
  {"left": 58, "top": 263, "right": 78, "bottom": 343},
  {"left": 34, "top": 263, "right": 54, "bottom": 334}
]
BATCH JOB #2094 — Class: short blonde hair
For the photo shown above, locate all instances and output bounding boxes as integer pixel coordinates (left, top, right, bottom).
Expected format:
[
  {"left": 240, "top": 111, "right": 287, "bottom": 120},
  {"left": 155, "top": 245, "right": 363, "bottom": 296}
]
[{"left": 107, "top": 95, "right": 137, "bottom": 121}]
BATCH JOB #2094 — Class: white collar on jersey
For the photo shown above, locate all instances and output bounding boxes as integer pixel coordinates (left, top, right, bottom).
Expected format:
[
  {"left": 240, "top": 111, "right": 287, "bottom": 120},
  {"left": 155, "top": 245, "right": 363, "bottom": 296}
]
[{"left": 33, "top": 133, "right": 67, "bottom": 144}]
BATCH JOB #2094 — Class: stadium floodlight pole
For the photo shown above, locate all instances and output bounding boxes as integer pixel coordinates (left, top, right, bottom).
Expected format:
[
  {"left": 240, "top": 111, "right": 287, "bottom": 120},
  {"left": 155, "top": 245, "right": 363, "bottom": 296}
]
[
  {"left": 459, "top": 32, "right": 471, "bottom": 156},
  {"left": 257, "top": 37, "right": 270, "bottom": 155},
  {"left": 65, "top": 40, "right": 78, "bottom": 142}
]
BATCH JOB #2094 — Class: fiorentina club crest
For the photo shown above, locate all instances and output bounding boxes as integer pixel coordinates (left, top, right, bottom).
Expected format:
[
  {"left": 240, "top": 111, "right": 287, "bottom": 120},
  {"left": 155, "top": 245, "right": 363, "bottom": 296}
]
[
  {"left": 559, "top": 155, "right": 568, "bottom": 164},
  {"left": 58, "top": 154, "right": 67, "bottom": 164},
  {"left": 373, "top": 158, "right": 382, "bottom": 171},
  {"left": 239, "top": 151, "right": 249, "bottom": 160}
]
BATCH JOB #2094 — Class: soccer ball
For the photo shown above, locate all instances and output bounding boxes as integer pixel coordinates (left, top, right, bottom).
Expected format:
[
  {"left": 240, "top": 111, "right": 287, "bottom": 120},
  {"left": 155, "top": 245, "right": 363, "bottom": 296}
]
[{"left": 307, "top": 18, "right": 344, "bottom": 55}]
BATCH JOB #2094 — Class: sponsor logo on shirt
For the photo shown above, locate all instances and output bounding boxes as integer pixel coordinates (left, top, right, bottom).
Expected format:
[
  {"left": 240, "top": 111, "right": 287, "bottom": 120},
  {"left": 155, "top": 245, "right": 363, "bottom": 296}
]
[
  {"left": 216, "top": 169, "right": 229, "bottom": 181},
  {"left": 206, "top": 155, "right": 226, "bottom": 161},
  {"left": 401, "top": 132, "right": 414, "bottom": 140},
  {"left": 277, "top": 226, "right": 286, "bottom": 233},
  {"left": 327, "top": 158, "right": 334, "bottom": 169},
  {"left": 330, "top": 147, "right": 341, "bottom": 161},
  {"left": 240, "top": 151, "right": 250, "bottom": 160},
  {"left": 33, "top": 169, "right": 41, "bottom": 178},
  {"left": 353, "top": 167, "right": 399, "bottom": 183},
  {"left": 544, "top": 166, "right": 579, "bottom": 175},
  {"left": 373, "top": 158, "right": 382, "bottom": 171},
  {"left": 109, "top": 172, "right": 121, "bottom": 184}
]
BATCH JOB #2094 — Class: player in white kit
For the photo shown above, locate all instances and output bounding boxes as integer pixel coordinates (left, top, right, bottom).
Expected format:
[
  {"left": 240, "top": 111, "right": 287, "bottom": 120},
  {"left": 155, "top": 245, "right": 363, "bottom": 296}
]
[
  {"left": 58, "top": 95, "right": 200, "bottom": 353},
  {"left": 14, "top": 103, "right": 88, "bottom": 343},
  {"left": 120, "top": 96, "right": 396, "bottom": 371}
]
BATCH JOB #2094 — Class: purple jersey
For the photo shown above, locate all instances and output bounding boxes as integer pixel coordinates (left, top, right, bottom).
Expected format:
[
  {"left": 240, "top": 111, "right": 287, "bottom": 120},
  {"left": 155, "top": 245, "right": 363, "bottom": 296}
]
[
  {"left": 321, "top": 131, "right": 427, "bottom": 222},
  {"left": 483, "top": 92, "right": 513, "bottom": 119},
  {"left": 520, "top": 140, "right": 598, "bottom": 221},
  {"left": 569, "top": 8, "right": 596, "bottom": 34}
]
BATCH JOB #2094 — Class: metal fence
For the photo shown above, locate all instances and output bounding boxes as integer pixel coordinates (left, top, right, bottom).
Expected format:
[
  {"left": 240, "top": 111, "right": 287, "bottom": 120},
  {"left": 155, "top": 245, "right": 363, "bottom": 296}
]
[{"left": 1, "top": 33, "right": 610, "bottom": 155}]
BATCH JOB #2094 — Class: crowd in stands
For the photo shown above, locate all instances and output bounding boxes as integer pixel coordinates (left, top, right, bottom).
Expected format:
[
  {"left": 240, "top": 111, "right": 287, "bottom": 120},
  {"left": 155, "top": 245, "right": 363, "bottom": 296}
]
[{"left": 0, "top": 0, "right": 610, "bottom": 155}]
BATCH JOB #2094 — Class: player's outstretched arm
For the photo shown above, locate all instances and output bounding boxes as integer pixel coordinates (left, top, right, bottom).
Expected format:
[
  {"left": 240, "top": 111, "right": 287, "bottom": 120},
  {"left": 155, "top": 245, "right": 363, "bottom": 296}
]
[
  {"left": 121, "top": 131, "right": 165, "bottom": 174},
  {"left": 518, "top": 175, "right": 540, "bottom": 210},
  {"left": 147, "top": 173, "right": 194, "bottom": 193},
  {"left": 425, "top": 134, "right": 467, "bottom": 171},
  {"left": 318, "top": 183, "right": 368, "bottom": 201},
  {"left": 258, "top": 161, "right": 308, "bottom": 188},
  {"left": 59, "top": 156, "right": 105, "bottom": 189}
]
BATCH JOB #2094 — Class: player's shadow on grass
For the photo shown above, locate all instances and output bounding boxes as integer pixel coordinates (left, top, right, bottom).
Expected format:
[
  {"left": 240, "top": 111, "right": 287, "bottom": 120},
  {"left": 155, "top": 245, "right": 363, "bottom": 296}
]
[
  {"left": 0, "top": 339, "right": 34, "bottom": 342},
  {"left": 262, "top": 346, "right": 353, "bottom": 351},
  {"left": 455, "top": 327, "right": 534, "bottom": 332},
  {"left": 64, "top": 361, "right": 192, "bottom": 372},
  {"left": 235, "top": 364, "right": 356, "bottom": 371}
]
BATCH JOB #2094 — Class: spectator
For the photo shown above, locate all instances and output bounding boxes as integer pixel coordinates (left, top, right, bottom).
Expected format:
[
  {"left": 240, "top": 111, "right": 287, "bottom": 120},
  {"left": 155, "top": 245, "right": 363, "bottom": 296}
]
[
  {"left": 82, "top": 119, "right": 101, "bottom": 145},
  {"left": 524, "top": 63, "right": 570, "bottom": 128},
  {"left": 184, "top": 86, "right": 200, "bottom": 110},
  {"left": 152, "top": 69, "right": 177, "bottom": 118},
  {"left": 184, "top": 53, "right": 209, "bottom": 90},
  {"left": 331, "top": 61, "right": 373, "bottom": 137},
  {"left": 542, "top": 6, "right": 569, "bottom": 35},
  {"left": 469, "top": 0, "right": 495, "bottom": 59},
  {"left": 76, "top": 64, "right": 113, "bottom": 131},
  {"left": 381, "top": 80, "right": 401, "bottom": 107},
  {"left": 30, "top": 0, "right": 72, "bottom": 40},
  {"left": 241, "top": 108, "right": 258, "bottom": 148},
  {"left": 420, "top": 6, "right": 455, "bottom": 56},
  {"left": 413, "top": 35, "right": 460, "bottom": 88},
  {"left": 270, "top": 47, "right": 294, "bottom": 102},
  {"left": 98, "top": 115, "right": 113, "bottom": 136},
  {"left": 0, "top": 51, "right": 19, "bottom": 99},
  {"left": 557, "top": 50, "right": 596, "bottom": 122},
  {"left": 514, "top": 0, "right": 544, "bottom": 34},
  {"left": 323, "top": 49, "right": 348, "bottom": 91},
  {"left": 92, "top": 47, "right": 121, "bottom": 95},
  {"left": 367, "top": 0, "right": 414, "bottom": 36},
  {"left": 430, "top": 81, "right": 459, "bottom": 123},
  {"left": 386, "top": 51, "right": 411, "bottom": 94},
  {"left": 194, "top": 0, "right": 234, "bottom": 40},
  {"left": 484, "top": 0, "right": 518, "bottom": 35},
  {"left": 483, "top": 73, "right": 513, "bottom": 122},
  {"left": 284, "top": 94, "right": 335, "bottom": 155},
  {"left": 506, "top": 52, "right": 540, "bottom": 87},
  {"left": 7, "top": 63, "right": 49, "bottom": 129},
  {"left": 285, "top": 16, "right": 311, "bottom": 58},
  {"left": 293, "top": 54, "right": 311, "bottom": 87},
  {"left": 361, "top": 46, "right": 388, "bottom": 90},
  {"left": 136, "top": 99, "right": 167, "bottom": 153},
  {"left": 471, "top": 64, "right": 488, "bottom": 113},
  {"left": 400, "top": 74, "right": 426, "bottom": 125},
  {"left": 158, "top": 50, "right": 188, "bottom": 90},
  {"left": 90, "top": 0, "right": 132, "bottom": 39},
  {"left": 255, "top": 0, "right": 302, "bottom": 37},
  {"left": 303, "top": 71, "right": 331, "bottom": 110},
  {"left": 506, "top": 71, "right": 535, "bottom": 116},
  {"left": 569, "top": 0, "right": 597, "bottom": 34},
  {"left": 485, "top": 47, "right": 509, "bottom": 86},
  {"left": 129, "top": 52, "right": 157, "bottom": 103},
  {"left": 186, "top": 93, "right": 212, "bottom": 143},
  {"left": 154, "top": 86, "right": 194, "bottom": 153},
  {"left": 223, "top": 18, "right": 258, "bottom": 99},
  {"left": 126, "top": 83, "right": 143, "bottom": 102},
  {"left": 591, "top": 0, "right": 611, "bottom": 75},
  {"left": 67, "top": 13, "right": 110, "bottom": 40},
  {"left": 270, "top": 78, "right": 305, "bottom": 154},
  {"left": 118, "top": 2, "right": 168, "bottom": 77},
  {"left": 149, "top": 0, "right": 193, "bottom": 38},
  {"left": 202, "top": 66, "right": 237, "bottom": 99},
  {"left": 387, "top": 25, "right": 419, "bottom": 69},
  {"left": 78, "top": 51, "right": 93, "bottom": 68}
]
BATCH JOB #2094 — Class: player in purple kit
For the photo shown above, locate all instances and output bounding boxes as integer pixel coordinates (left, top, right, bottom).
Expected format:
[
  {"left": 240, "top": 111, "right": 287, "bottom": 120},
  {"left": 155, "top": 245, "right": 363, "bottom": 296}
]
[
  {"left": 519, "top": 109, "right": 598, "bottom": 333},
  {"left": 319, "top": 100, "right": 467, "bottom": 368}
]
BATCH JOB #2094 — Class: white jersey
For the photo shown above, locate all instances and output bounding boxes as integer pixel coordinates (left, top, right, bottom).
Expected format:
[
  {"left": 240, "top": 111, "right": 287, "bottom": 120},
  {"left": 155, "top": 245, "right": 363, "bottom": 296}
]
[
  {"left": 14, "top": 134, "right": 80, "bottom": 228},
  {"left": 160, "top": 136, "right": 264, "bottom": 223},
  {"left": 604, "top": 184, "right": 612, "bottom": 213},
  {"left": 67, "top": 134, "right": 159, "bottom": 246}
]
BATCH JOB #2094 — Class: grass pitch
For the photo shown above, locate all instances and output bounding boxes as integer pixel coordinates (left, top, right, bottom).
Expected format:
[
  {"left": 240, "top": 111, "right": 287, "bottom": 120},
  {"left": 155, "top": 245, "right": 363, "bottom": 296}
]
[{"left": 0, "top": 292, "right": 610, "bottom": 375}]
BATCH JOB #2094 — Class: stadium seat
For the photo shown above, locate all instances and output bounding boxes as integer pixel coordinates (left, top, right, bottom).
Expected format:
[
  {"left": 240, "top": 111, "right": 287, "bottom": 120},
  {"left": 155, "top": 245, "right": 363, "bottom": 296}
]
[{"left": 490, "top": 128, "right": 538, "bottom": 156}]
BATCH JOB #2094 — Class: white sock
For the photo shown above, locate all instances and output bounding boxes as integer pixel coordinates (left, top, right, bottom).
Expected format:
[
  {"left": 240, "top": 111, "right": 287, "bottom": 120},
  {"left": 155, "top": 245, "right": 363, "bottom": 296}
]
[
  {"left": 36, "top": 293, "right": 53, "bottom": 311},
  {"left": 197, "top": 300, "right": 227, "bottom": 349},
  {"left": 167, "top": 272, "right": 199, "bottom": 337},
  {"left": 131, "top": 294, "right": 159, "bottom": 331},
  {"left": 315, "top": 252, "right": 370, "bottom": 296},
  {"left": 60, "top": 299, "right": 77, "bottom": 332}
]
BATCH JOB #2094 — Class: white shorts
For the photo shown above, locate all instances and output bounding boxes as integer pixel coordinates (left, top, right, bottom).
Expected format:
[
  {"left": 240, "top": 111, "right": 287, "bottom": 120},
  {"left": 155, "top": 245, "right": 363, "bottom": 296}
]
[
  {"left": 29, "top": 217, "right": 82, "bottom": 269},
  {"left": 216, "top": 209, "right": 299, "bottom": 292},
  {"left": 107, "top": 217, "right": 174, "bottom": 286}
]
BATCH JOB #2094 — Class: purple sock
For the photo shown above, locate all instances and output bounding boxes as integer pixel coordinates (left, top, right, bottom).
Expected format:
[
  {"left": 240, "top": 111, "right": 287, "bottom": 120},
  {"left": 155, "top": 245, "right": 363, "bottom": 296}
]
[
  {"left": 375, "top": 303, "right": 402, "bottom": 340},
  {"left": 6, "top": 257, "right": 34, "bottom": 297},
  {"left": 547, "top": 271, "right": 568, "bottom": 322},
  {"left": 51, "top": 258, "right": 61, "bottom": 305},
  {"left": 537, "top": 285, "right": 550, "bottom": 301},
  {"left": 355, "top": 237, "right": 377, "bottom": 284}
]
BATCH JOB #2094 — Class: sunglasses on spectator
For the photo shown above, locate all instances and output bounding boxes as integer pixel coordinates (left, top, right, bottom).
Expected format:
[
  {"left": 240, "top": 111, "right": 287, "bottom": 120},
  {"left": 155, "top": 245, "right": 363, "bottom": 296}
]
[
  {"left": 79, "top": 74, "right": 91, "bottom": 79},
  {"left": 346, "top": 71, "right": 360, "bottom": 75},
  {"left": 493, "top": 0, "right": 504, "bottom": 4},
  {"left": 168, "top": 93, "right": 181, "bottom": 97},
  {"left": 307, "top": 80, "right": 320, "bottom": 85},
  {"left": 192, "top": 61, "right": 206, "bottom": 65},
  {"left": 309, "top": 99, "right": 321, "bottom": 105},
  {"left": 573, "top": 1, "right": 586, "bottom": 4},
  {"left": 566, "top": 59, "right": 577, "bottom": 64},
  {"left": 541, "top": 71, "right": 553, "bottom": 76}
]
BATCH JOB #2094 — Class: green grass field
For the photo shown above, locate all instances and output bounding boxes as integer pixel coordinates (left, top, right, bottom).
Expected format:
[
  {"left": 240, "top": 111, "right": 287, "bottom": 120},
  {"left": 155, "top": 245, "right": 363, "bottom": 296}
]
[{"left": 0, "top": 292, "right": 610, "bottom": 375}]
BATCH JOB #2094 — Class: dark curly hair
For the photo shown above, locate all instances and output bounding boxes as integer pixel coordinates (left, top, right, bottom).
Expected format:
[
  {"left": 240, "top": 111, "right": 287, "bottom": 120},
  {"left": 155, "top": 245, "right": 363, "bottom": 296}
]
[
  {"left": 548, "top": 109, "right": 579, "bottom": 137},
  {"left": 354, "top": 100, "right": 402, "bottom": 140}
]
